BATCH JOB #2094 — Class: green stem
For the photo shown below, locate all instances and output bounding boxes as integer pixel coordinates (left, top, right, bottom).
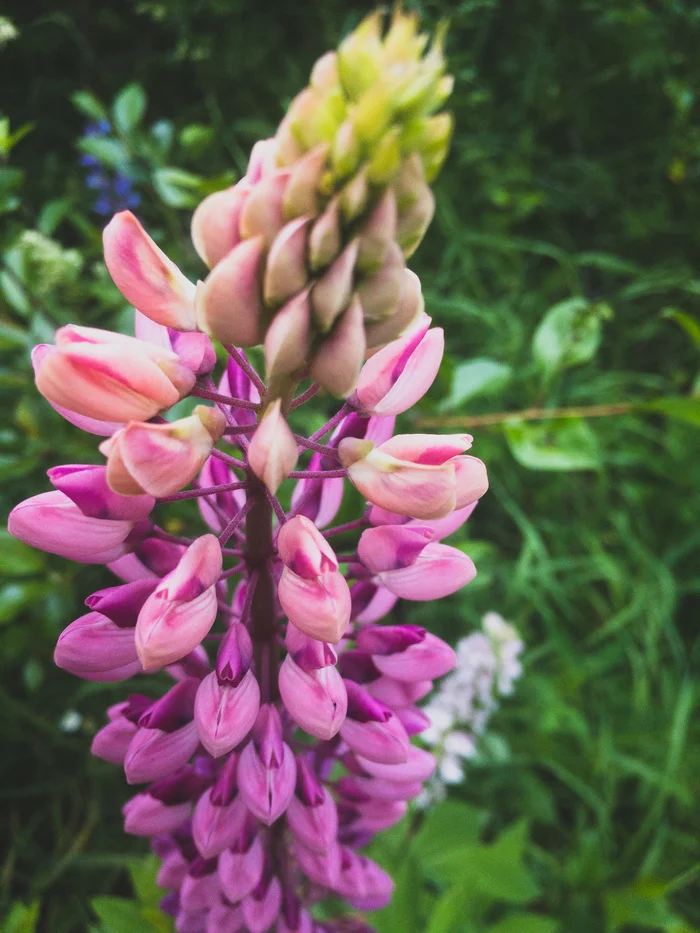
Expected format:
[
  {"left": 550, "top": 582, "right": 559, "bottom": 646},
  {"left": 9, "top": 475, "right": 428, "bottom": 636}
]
[{"left": 416, "top": 401, "right": 637, "bottom": 429}]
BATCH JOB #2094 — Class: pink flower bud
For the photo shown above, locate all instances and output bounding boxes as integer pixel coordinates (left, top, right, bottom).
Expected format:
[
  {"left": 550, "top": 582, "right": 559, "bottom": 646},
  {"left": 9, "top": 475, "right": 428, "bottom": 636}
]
[
  {"left": 340, "top": 681, "right": 409, "bottom": 764},
  {"left": 309, "top": 294, "right": 366, "bottom": 398},
  {"left": 9, "top": 490, "right": 139, "bottom": 563},
  {"left": 48, "top": 464, "right": 155, "bottom": 521},
  {"left": 100, "top": 406, "right": 226, "bottom": 497},
  {"left": 196, "top": 236, "right": 265, "bottom": 347},
  {"left": 91, "top": 710, "right": 139, "bottom": 764},
  {"left": 277, "top": 516, "right": 351, "bottom": 643},
  {"left": 263, "top": 216, "right": 311, "bottom": 305},
  {"left": 339, "top": 432, "right": 485, "bottom": 520},
  {"left": 311, "top": 239, "right": 359, "bottom": 333},
  {"left": 355, "top": 745, "right": 436, "bottom": 783},
  {"left": 192, "top": 753, "right": 243, "bottom": 855},
  {"left": 339, "top": 775, "right": 422, "bottom": 802},
  {"left": 369, "top": 501, "right": 478, "bottom": 541},
  {"left": 453, "top": 454, "right": 491, "bottom": 508},
  {"left": 284, "top": 143, "right": 329, "bottom": 219},
  {"left": 205, "top": 902, "right": 243, "bottom": 933},
  {"left": 286, "top": 773, "right": 339, "bottom": 853},
  {"left": 124, "top": 679, "right": 200, "bottom": 784},
  {"left": 54, "top": 611, "right": 140, "bottom": 679},
  {"left": 191, "top": 181, "right": 249, "bottom": 268},
  {"left": 194, "top": 626, "right": 260, "bottom": 758},
  {"left": 84, "top": 578, "right": 157, "bottom": 626},
  {"left": 157, "top": 849, "right": 189, "bottom": 888},
  {"left": 248, "top": 400, "right": 299, "bottom": 494},
  {"left": 366, "top": 675, "right": 432, "bottom": 709},
  {"left": 180, "top": 858, "right": 221, "bottom": 910},
  {"left": 350, "top": 580, "right": 398, "bottom": 624},
  {"left": 103, "top": 211, "right": 197, "bottom": 330},
  {"left": 34, "top": 326, "right": 196, "bottom": 423},
  {"left": 346, "top": 857, "right": 394, "bottom": 911},
  {"left": 365, "top": 268, "right": 423, "bottom": 350},
  {"left": 122, "top": 793, "right": 191, "bottom": 837},
  {"left": 356, "top": 242, "right": 405, "bottom": 323},
  {"left": 264, "top": 290, "right": 312, "bottom": 381},
  {"left": 308, "top": 196, "right": 341, "bottom": 272},
  {"left": 239, "top": 171, "right": 290, "bottom": 245},
  {"left": 237, "top": 706, "right": 297, "bottom": 825},
  {"left": 136, "top": 535, "right": 222, "bottom": 670},
  {"left": 358, "top": 525, "right": 475, "bottom": 600},
  {"left": 293, "top": 840, "right": 341, "bottom": 888},
  {"left": 354, "top": 313, "right": 444, "bottom": 415},
  {"left": 395, "top": 705, "right": 432, "bottom": 735},
  {"left": 278, "top": 654, "right": 347, "bottom": 740},
  {"left": 242, "top": 875, "right": 282, "bottom": 933},
  {"left": 31, "top": 344, "right": 123, "bottom": 436},
  {"left": 360, "top": 624, "right": 456, "bottom": 682},
  {"left": 218, "top": 831, "right": 265, "bottom": 903},
  {"left": 338, "top": 798, "right": 407, "bottom": 834},
  {"left": 170, "top": 331, "right": 217, "bottom": 376}
]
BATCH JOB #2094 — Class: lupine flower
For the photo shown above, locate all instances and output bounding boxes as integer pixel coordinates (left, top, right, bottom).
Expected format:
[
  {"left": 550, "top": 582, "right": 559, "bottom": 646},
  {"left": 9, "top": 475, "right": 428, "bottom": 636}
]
[
  {"left": 80, "top": 120, "right": 141, "bottom": 216},
  {"left": 420, "top": 613, "right": 524, "bottom": 802},
  {"left": 7, "top": 12, "right": 500, "bottom": 931}
]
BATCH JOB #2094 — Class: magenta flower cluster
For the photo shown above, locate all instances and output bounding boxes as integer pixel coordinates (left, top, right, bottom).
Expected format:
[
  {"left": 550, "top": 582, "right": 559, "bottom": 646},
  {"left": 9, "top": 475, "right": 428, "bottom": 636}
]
[{"left": 8, "top": 17, "right": 488, "bottom": 928}]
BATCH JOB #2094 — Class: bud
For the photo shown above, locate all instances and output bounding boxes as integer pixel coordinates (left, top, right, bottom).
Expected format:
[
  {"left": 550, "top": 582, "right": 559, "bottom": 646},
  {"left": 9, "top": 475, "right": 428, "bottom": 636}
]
[
  {"left": 103, "top": 211, "right": 197, "bottom": 330},
  {"left": 354, "top": 313, "right": 444, "bottom": 415},
  {"left": 100, "top": 406, "right": 226, "bottom": 497},
  {"left": 54, "top": 611, "right": 141, "bottom": 680},
  {"left": 194, "top": 626, "right": 260, "bottom": 758},
  {"left": 135, "top": 535, "right": 222, "bottom": 670},
  {"left": 8, "top": 490, "right": 140, "bottom": 564},
  {"left": 192, "top": 757, "right": 249, "bottom": 858},
  {"left": 124, "top": 679, "right": 200, "bottom": 784},
  {"left": 237, "top": 706, "right": 297, "bottom": 825},
  {"left": 218, "top": 830, "right": 265, "bottom": 903},
  {"left": 242, "top": 875, "right": 282, "bottom": 933},
  {"left": 248, "top": 399, "right": 299, "bottom": 494},
  {"left": 264, "top": 290, "right": 311, "bottom": 381},
  {"left": 191, "top": 181, "right": 249, "bottom": 268},
  {"left": 263, "top": 216, "right": 311, "bottom": 306},
  {"left": 340, "top": 681, "right": 409, "bottom": 764},
  {"left": 34, "top": 326, "right": 195, "bottom": 423},
  {"left": 196, "top": 236, "right": 266, "bottom": 347},
  {"left": 309, "top": 294, "right": 366, "bottom": 398}
]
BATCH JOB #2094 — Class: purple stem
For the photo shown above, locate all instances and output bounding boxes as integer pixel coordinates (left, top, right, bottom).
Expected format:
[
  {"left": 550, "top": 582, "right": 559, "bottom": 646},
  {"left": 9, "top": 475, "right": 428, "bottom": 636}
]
[
  {"left": 308, "top": 404, "right": 350, "bottom": 443},
  {"left": 288, "top": 468, "right": 347, "bottom": 479},
  {"left": 191, "top": 385, "right": 260, "bottom": 411},
  {"left": 294, "top": 434, "right": 341, "bottom": 458},
  {"left": 151, "top": 528, "right": 193, "bottom": 546},
  {"left": 220, "top": 562, "right": 246, "bottom": 580},
  {"left": 158, "top": 480, "right": 248, "bottom": 503},
  {"left": 211, "top": 448, "right": 248, "bottom": 471},
  {"left": 219, "top": 500, "right": 255, "bottom": 546},
  {"left": 290, "top": 383, "right": 320, "bottom": 409},
  {"left": 322, "top": 518, "right": 369, "bottom": 538},
  {"left": 224, "top": 424, "right": 257, "bottom": 436},
  {"left": 223, "top": 345, "right": 266, "bottom": 395},
  {"left": 240, "top": 570, "right": 259, "bottom": 627},
  {"left": 266, "top": 490, "right": 288, "bottom": 525}
]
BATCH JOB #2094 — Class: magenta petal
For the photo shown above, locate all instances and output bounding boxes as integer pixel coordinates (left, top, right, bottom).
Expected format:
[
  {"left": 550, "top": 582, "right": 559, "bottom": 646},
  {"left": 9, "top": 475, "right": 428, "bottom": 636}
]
[
  {"left": 218, "top": 835, "right": 265, "bottom": 903},
  {"left": 237, "top": 740, "right": 297, "bottom": 825},
  {"left": 192, "top": 787, "right": 249, "bottom": 859},
  {"left": 194, "top": 670, "right": 260, "bottom": 758},
  {"left": 124, "top": 722, "right": 200, "bottom": 784}
]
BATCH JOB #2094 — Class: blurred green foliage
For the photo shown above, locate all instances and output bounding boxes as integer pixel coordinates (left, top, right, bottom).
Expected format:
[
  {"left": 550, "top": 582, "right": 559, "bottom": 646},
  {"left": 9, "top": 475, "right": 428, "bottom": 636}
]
[{"left": 1, "top": 1, "right": 700, "bottom": 931}]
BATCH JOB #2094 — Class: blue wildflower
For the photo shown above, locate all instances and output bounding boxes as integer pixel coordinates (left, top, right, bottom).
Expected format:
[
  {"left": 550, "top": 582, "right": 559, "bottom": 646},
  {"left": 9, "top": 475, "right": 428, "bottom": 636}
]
[{"left": 79, "top": 119, "right": 140, "bottom": 217}]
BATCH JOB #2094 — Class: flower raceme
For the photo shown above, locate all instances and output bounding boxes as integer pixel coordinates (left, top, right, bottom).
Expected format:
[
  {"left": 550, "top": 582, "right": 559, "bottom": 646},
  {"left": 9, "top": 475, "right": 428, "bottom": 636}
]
[{"left": 7, "top": 11, "right": 493, "bottom": 933}]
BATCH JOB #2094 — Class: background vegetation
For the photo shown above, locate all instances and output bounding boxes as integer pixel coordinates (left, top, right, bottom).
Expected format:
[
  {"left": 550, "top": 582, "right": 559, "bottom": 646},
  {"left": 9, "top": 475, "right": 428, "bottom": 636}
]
[{"left": 1, "top": 1, "right": 699, "bottom": 931}]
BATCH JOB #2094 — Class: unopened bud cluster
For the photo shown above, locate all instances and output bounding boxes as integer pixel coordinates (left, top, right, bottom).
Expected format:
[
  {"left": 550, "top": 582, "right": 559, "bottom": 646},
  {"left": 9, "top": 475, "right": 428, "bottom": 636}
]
[{"left": 8, "top": 12, "right": 490, "bottom": 933}]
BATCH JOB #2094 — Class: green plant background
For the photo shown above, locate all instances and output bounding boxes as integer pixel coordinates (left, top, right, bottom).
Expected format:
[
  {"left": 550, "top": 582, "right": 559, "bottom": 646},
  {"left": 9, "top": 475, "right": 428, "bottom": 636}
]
[{"left": 1, "top": 1, "right": 699, "bottom": 931}]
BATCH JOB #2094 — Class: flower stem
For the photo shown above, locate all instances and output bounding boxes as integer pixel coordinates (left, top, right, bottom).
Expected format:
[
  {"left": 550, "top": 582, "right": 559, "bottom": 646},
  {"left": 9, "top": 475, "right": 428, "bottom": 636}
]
[
  {"left": 219, "top": 500, "right": 254, "bottom": 546},
  {"left": 223, "top": 345, "right": 267, "bottom": 395},
  {"left": 245, "top": 476, "right": 279, "bottom": 701},
  {"left": 308, "top": 403, "right": 350, "bottom": 443},
  {"left": 322, "top": 518, "right": 368, "bottom": 538},
  {"left": 290, "top": 383, "right": 320, "bottom": 408},
  {"left": 191, "top": 385, "right": 260, "bottom": 410},
  {"left": 294, "top": 434, "right": 341, "bottom": 458},
  {"left": 288, "top": 468, "right": 347, "bottom": 479},
  {"left": 158, "top": 481, "right": 248, "bottom": 503}
]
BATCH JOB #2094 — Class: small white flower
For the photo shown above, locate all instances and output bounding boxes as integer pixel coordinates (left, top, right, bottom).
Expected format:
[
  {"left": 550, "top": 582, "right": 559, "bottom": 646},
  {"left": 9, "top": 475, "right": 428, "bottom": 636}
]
[
  {"left": 59, "top": 710, "right": 83, "bottom": 733},
  {"left": 417, "top": 612, "right": 524, "bottom": 798}
]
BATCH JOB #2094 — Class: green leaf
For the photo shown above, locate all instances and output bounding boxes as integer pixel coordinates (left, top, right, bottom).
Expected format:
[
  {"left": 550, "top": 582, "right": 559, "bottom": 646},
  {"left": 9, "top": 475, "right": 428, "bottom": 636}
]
[
  {"left": 71, "top": 90, "right": 108, "bottom": 121},
  {"left": 373, "top": 853, "right": 424, "bottom": 933},
  {"left": 413, "top": 801, "right": 484, "bottom": 870},
  {"left": 179, "top": 123, "right": 215, "bottom": 153},
  {"left": 489, "top": 915, "right": 559, "bottom": 933},
  {"left": 91, "top": 897, "right": 149, "bottom": 933},
  {"left": 645, "top": 396, "right": 700, "bottom": 426},
  {"left": 0, "top": 532, "right": 45, "bottom": 576},
  {"left": 663, "top": 308, "right": 700, "bottom": 350},
  {"left": 441, "top": 358, "right": 512, "bottom": 411},
  {"left": 425, "top": 882, "right": 472, "bottom": 933},
  {"left": 128, "top": 856, "right": 163, "bottom": 909},
  {"left": 1, "top": 900, "right": 41, "bottom": 933},
  {"left": 78, "top": 137, "right": 130, "bottom": 170},
  {"left": 153, "top": 167, "right": 205, "bottom": 207},
  {"left": 532, "top": 298, "right": 611, "bottom": 376},
  {"left": 37, "top": 198, "right": 74, "bottom": 236},
  {"left": 112, "top": 83, "right": 147, "bottom": 134},
  {"left": 505, "top": 419, "right": 602, "bottom": 471},
  {"left": 0, "top": 165, "right": 24, "bottom": 214}
]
